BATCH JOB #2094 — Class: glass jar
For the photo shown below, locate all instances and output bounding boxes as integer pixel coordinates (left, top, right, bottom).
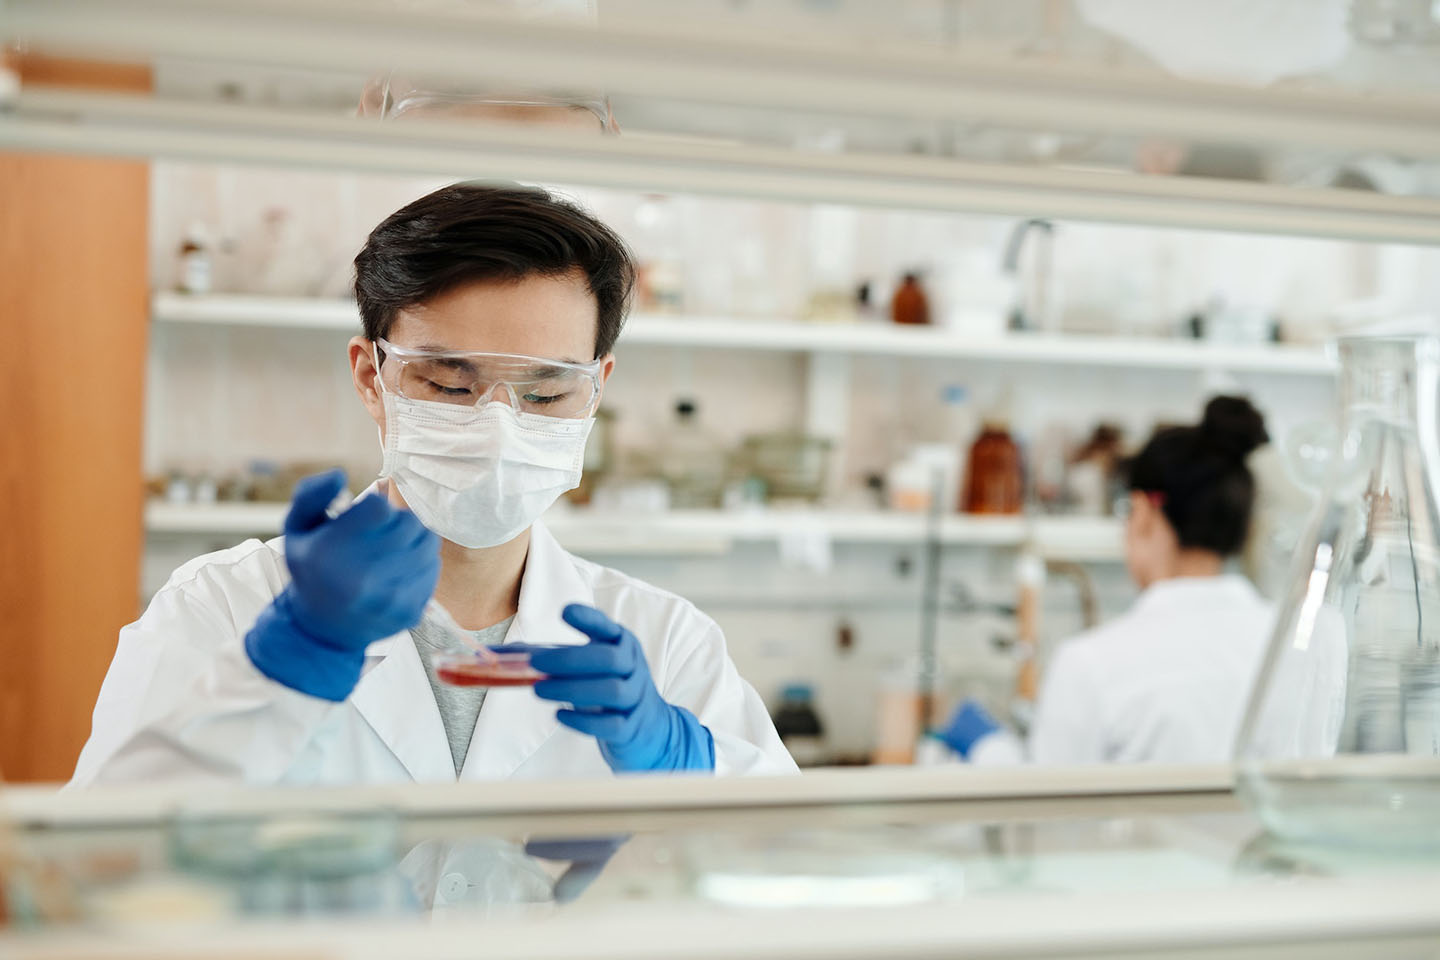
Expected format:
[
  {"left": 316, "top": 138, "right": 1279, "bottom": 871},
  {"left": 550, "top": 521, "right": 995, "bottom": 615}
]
[
  {"left": 660, "top": 399, "right": 727, "bottom": 510},
  {"left": 1236, "top": 336, "right": 1440, "bottom": 849}
]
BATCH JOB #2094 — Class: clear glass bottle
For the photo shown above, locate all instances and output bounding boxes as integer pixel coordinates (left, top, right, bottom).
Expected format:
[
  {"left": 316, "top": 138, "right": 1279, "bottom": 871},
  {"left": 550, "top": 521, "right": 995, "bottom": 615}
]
[
  {"left": 660, "top": 400, "right": 727, "bottom": 510},
  {"left": 633, "top": 194, "right": 686, "bottom": 314},
  {"left": 1236, "top": 336, "right": 1440, "bottom": 849}
]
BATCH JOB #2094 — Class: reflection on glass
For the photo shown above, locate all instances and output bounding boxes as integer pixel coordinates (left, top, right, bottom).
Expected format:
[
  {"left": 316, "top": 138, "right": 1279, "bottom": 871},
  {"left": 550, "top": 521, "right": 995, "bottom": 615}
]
[
  {"left": 686, "top": 830, "right": 964, "bottom": 908},
  {"left": 168, "top": 810, "right": 411, "bottom": 917},
  {"left": 12, "top": 803, "right": 1436, "bottom": 934},
  {"left": 359, "top": 72, "right": 616, "bottom": 132},
  {"left": 160, "top": 811, "right": 630, "bottom": 920}
]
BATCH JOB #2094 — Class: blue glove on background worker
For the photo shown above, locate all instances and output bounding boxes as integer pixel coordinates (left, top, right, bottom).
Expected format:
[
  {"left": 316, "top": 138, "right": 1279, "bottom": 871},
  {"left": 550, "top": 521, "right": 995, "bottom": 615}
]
[
  {"left": 246, "top": 469, "right": 441, "bottom": 702},
  {"left": 531, "top": 605, "right": 716, "bottom": 773},
  {"left": 938, "top": 699, "right": 1002, "bottom": 759}
]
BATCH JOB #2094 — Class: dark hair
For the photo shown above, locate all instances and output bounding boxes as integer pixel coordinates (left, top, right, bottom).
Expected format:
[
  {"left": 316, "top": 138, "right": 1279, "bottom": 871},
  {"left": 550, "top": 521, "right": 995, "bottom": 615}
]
[
  {"left": 354, "top": 182, "right": 635, "bottom": 358},
  {"left": 1125, "top": 395, "right": 1269, "bottom": 556}
]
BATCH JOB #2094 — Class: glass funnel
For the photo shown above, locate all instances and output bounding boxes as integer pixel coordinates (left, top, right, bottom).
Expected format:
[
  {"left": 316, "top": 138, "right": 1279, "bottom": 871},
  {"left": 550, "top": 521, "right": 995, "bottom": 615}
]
[{"left": 1237, "top": 336, "right": 1440, "bottom": 848}]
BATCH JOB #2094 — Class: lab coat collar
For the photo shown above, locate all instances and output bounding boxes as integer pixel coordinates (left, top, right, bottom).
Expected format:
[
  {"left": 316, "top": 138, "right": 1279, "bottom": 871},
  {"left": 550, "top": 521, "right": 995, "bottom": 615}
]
[
  {"left": 353, "top": 511, "right": 595, "bottom": 782},
  {"left": 326, "top": 482, "right": 454, "bottom": 781},
  {"left": 352, "top": 626, "right": 456, "bottom": 782},
  {"left": 1132, "top": 573, "right": 1260, "bottom": 617},
  {"left": 459, "top": 520, "right": 594, "bottom": 780},
  {"left": 511, "top": 519, "right": 595, "bottom": 649},
  {"left": 353, "top": 482, "right": 407, "bottom": 656}
]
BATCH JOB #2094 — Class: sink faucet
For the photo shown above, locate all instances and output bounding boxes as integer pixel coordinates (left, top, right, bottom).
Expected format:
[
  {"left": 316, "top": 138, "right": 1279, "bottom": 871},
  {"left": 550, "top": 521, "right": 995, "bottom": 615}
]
[{"left": 1001, "top": 218, "right": 1055, "bottom": 333}]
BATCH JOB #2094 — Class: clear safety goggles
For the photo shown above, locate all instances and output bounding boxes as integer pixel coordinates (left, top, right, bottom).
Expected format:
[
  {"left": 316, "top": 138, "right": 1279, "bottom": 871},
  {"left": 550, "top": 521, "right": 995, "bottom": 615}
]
[{"left": 374, "top": 338, "right": 602, "bottom": 419}]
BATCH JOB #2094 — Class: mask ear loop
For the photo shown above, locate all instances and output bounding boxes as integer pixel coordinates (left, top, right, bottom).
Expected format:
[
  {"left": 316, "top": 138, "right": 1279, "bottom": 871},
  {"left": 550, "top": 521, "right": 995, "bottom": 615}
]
[{"left": 372, "top": 341, "right": 398, "bottom": 485}]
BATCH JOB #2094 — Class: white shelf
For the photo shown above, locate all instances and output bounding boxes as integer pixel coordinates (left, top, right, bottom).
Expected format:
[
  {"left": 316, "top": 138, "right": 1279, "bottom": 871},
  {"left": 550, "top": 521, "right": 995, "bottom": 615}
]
[
  {"left": 623, "top": 315, "right": 1336, "bottom": 375},
  {"left": 146, "top": 500, "right": 287, "bottom": 535},
  {"left": 152, "top": 293, "right": 1336, "bottom": 377},
  {"left": 144, "top": 501, "right": 1124, "bottom": 561},
  {"left": 152, "top": 292, "right": 360, "bottom": 331}
]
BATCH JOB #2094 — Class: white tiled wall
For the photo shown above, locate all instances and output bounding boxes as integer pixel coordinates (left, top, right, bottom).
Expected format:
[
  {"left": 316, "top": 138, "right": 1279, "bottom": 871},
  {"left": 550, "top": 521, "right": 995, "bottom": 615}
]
[{"left": 143, "top": 161, "right": 1438, "bottom": 757}]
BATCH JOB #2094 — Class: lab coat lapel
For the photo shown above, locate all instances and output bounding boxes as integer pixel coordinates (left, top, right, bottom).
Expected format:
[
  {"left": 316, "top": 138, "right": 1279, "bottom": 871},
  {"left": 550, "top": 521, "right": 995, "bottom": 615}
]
[
  {"left": 460, "top": 522, "right": 593, "bottom": 780},
  {"left": 345, "top": 478, "right": 452, "bottom": 781},
  {"left": 352, "top": 630, "right": 456, "bottom": 782}
]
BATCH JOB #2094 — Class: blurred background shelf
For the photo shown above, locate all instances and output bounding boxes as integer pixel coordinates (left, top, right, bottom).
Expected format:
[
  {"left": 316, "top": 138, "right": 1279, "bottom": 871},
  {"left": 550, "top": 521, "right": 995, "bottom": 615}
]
[
  {"left": 144, "top": 501, "right": 1125, "bottom": 562},
  {"left": 151, "top": 292, "right": 360, "bottom": 330},
  {"left": 17, "top": 86, "right": 1440, "bottom": 246},
  {"left": 152, "top": 293, "right": 1336, "bottom": 376},
  {"left": 11, "top": 2, "right": 1440, "bottom": 245}
]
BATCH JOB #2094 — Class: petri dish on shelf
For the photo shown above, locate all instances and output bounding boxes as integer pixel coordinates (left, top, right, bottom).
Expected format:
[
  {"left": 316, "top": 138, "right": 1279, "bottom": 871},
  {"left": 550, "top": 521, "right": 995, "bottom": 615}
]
[{"left": 435, "top": 650, "right": 547, "bottom": 688}]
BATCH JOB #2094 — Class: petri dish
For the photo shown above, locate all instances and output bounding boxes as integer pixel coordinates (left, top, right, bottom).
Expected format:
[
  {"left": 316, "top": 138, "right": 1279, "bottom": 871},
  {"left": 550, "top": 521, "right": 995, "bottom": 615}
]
[{"left": 435, "top": 651, "right": 547, "bottom": 688}]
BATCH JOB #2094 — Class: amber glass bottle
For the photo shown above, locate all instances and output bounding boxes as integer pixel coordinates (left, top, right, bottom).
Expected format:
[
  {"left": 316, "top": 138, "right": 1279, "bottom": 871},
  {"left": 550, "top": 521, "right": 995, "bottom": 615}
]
[
  {"left": 890, "top": 272, "right": 930, "bottom": 325},
  {"left": 962, "top": 423, "right": 1024, "bottom": 514}
]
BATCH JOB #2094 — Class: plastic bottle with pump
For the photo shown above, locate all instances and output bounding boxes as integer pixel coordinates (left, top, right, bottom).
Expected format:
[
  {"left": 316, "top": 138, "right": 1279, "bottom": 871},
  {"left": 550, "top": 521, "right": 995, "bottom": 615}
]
[{"left": 177, "top": 222, "right": 212, "bottom": 295}]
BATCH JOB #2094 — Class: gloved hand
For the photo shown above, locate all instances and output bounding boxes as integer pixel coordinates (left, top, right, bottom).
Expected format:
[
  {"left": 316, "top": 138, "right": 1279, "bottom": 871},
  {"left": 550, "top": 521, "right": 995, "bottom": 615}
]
[
  {"left": 530, "top": 604, "right": 715, "bottom": 773},
  {"left": 938, "top": 699, "right": 1002, "bottom": 760},
  {"left": 245, "top": 469, "right": 440, "bottom": 702}
]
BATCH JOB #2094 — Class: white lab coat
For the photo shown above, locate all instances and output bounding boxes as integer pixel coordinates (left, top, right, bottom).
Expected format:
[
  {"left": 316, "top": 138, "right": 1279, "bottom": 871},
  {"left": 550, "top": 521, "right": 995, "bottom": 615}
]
[
  {"left": 972, "top": 575, "right": 1282, "bottom": 766},
  {"left": 72, "top": 520, "right": 797, "bottom": 786}
]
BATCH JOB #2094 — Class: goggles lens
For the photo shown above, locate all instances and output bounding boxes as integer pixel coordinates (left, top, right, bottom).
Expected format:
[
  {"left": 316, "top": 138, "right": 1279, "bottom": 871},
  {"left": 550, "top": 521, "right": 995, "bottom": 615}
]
[{"left": 377, "top": 339, "right": 600, "bottom": 419}]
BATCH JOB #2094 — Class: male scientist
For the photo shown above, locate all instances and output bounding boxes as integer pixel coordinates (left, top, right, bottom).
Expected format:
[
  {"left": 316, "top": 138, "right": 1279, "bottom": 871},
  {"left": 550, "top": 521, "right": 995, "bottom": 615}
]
[{"left": 73, "top": 183, "right": 796, "bottom": 785}]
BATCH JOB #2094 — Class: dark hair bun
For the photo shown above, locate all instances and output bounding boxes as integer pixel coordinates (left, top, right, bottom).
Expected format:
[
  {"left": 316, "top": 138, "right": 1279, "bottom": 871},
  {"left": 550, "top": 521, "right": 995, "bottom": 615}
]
[{"left": 1200, "top": 395, "right": 1268, "bottom": 461}]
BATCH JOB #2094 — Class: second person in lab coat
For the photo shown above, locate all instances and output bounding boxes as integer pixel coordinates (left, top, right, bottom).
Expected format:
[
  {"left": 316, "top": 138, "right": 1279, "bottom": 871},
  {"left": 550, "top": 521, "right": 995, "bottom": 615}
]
[
  {"left": 943, "top": 396, "right": 1276, "bottom": 765},
  {"left": 74, "top": 183, "right": 797, "bottom": 786}
]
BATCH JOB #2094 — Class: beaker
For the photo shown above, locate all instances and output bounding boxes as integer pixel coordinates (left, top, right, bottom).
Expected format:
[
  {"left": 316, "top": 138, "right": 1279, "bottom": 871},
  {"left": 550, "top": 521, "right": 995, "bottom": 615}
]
[{"left": 1236, "top": 335, "right": 1440, "bottom": 848}]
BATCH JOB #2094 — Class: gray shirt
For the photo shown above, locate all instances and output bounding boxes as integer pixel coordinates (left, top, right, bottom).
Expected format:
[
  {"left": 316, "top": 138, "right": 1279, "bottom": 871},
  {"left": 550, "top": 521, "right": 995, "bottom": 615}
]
[{"left": 411, "top": 614, "right": 516, "bottom": 776}]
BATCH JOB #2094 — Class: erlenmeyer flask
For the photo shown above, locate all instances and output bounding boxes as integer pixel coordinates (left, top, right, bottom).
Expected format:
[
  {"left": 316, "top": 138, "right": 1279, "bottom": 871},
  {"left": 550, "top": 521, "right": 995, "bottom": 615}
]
[{"left": 1237, "top": 336, "right": 1440, "bottom": 847}]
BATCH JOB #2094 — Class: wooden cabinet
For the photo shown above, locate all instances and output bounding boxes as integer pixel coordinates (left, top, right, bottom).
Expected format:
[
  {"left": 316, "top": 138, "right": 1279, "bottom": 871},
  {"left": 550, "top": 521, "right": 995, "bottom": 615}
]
[{"left": 0, "top": 55, "right": 151, "bottom": 782}]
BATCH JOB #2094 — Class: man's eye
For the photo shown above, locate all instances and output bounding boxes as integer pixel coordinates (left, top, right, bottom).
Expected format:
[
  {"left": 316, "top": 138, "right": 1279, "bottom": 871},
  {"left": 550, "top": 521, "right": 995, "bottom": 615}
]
[
  {"left": 427, "top": 380, "right": 474, "bottom": 397},
  {"left": 523, "top": 392, "right": 566, "bottom": 405}
]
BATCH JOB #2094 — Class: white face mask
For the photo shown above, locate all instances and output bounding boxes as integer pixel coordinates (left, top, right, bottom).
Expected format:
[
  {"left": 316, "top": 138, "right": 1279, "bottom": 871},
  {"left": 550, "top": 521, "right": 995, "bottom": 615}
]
[{"left": 378, "top": 390, "right": 593, "bottom": 549}]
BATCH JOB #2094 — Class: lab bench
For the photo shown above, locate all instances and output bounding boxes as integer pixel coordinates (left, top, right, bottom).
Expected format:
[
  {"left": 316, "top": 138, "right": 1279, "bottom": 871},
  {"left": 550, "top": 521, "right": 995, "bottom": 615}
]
[{"left": 3, "top": 765, "right": 1437, "bottom": 960}]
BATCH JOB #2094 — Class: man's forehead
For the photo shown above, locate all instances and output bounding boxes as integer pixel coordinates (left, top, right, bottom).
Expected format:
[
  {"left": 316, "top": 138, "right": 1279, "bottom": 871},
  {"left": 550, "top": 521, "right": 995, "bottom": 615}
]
[{"left": 387, "top": 272, "right": 598, "bottom": 360}]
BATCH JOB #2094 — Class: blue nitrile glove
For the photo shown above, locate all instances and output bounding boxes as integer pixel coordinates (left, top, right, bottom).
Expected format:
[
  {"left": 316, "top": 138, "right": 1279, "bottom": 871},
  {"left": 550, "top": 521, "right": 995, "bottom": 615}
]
[
  {"left": 245, "top": 469, "right": 440, "bottom": 702},
  {"left": 938, "top": 699, "right": 1002, "bottom": 760},
  {"left": 530, "top": 604, "right": 715, "bottom": 773}
]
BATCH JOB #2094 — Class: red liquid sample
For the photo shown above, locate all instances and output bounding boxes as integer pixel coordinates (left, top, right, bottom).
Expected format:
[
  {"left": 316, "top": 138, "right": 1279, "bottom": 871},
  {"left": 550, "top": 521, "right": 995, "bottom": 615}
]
[{"left": 435, "top": 660, "right": 545, "bottom": 688}]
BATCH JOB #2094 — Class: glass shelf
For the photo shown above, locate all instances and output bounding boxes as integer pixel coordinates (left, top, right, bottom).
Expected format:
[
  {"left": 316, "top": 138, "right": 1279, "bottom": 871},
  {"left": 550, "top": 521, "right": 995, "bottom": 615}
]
[{"left": 6, "top": 770, "right": 1440, "bottom": 957}]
